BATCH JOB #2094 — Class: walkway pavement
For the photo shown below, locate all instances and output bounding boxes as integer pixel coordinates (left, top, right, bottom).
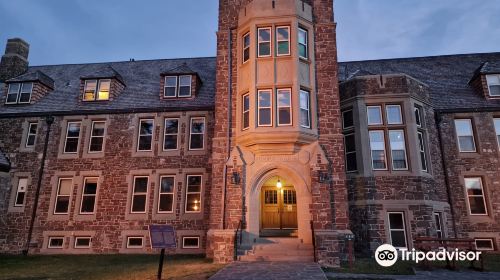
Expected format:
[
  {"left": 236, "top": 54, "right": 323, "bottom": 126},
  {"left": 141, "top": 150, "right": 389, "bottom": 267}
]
[
  {"left": 326, "top": 269, "right": 500, "bottom": 279},
  {"left": 209, "top": 261, "right": 327, "bottom": 280}
]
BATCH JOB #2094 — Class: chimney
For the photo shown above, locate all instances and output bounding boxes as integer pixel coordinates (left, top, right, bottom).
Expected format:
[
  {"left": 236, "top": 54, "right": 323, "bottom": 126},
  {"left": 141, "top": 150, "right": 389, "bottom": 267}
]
[{"left": 0, "top": 38, "right": 29, "bottom": 82}]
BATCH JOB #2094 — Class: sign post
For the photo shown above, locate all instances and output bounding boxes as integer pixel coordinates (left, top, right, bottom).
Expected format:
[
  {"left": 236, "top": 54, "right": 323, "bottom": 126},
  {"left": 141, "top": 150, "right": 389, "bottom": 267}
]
[{"left": 149, "top": 225, "right": 177, "bottom": 280}]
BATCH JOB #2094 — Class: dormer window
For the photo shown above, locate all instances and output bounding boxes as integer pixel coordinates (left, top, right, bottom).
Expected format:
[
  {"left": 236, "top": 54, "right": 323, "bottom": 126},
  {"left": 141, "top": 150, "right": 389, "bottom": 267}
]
[
  {"left": 164, "top": 75, "right": 192, "bottom": 98},
  {"left": 486, "top": 74, "right": 500, "bottom": 97},
  {"left": 83, "top": 79, "right": 110, "bottom": 101},
  {"left": 6, "top": 82, "right": 32, "bottom": 104}
]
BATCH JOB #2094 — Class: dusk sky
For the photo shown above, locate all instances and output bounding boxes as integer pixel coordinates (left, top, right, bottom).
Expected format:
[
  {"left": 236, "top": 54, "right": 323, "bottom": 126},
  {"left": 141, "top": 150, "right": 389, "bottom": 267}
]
[{"left": 0, "top": 0, "right": 499, "bottom": 66}]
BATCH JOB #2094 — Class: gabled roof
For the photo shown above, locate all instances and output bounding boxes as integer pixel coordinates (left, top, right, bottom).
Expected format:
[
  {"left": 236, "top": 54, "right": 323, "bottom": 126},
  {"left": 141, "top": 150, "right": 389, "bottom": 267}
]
[
  {"left": 80, "top": 64, "right": 125, "bottom": 85},
  {"left": 161, "top": 63, "right": 197, "bottom": 75},
  {"left": 0, "top": 149, "right": 10, "bottom": 172},
  {"left": 339, "top": 52, "right": 500, "bottom": 110},
  {"left": 0, "top": 57, "right": 216, "bottom": 117},
  {"left": 6, "top": 70, "right": 55, "bottom": 89}
]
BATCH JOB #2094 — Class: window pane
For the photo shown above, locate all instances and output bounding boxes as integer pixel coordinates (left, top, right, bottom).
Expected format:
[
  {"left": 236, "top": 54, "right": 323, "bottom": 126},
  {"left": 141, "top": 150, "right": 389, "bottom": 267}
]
[
  {"left": 298, "top": 29, "right": 307, "bottom": 45},
  {"left": 259, "top": 42, "right": 270, "bottom": 56},
  {"left": 279, "top": 108, "right": 291, "bottom": 125},
  {"left": 81, "top": 196, "right": 96, "bottom": 213},
  {"left": 164, "top": 135, "right": 177, "bottom": 150},
  {"left": 134, "top": 177, "right": 148, "bottom": 193},
  {"left": 97, "top": 80, "right": 110, "bottom": 100},
  {"left": 128, "top": 237, "right": 143, "bottom": 247},
  {"left": 67, "top": 123, "right": 81, "bottom": 138},
  {"left": 391, "top": 231, "right": 407, "bottom": 248},
  {"left": 190, "top": 135, "right": 203, "bottom": 149},
  {"left": 58, "top": 179, "right": 72, "bottom": 195},
  {"left": 343, "top": 110, "right": 354, "bottom": 128},
  {"left": 259, "top": 109, "right": 271, "bottom": 126},
  {"left": 277, "top": 91, "right": 290, "bottom": 107},
  {"left": 458, "top": 136, "right": 475, "bottom": 152},
  {"left": 140, "top": 120, "right": 153, "bottom": 135},
  {"left": 139, "top": 136, "right": 152, "bottom": 151},
  {"left": 370, "top": 131, "right": 386, "bottom": 169},
  {"left": 49, "top": 238, "right": 64, "bottom": 248},
  {"left": 191, "top": 119, "right": 205, "bottom": 133},
  {"left": 183, "top": 237, "right": 199, "bottom": 248},
  {"left": 84, "top": 80, "right": 97, "bottom": 101},
  {"left": 179, "top": 75, "right": 191, "bottom": 86},
  {"left": 55, "top": 197, "right": 69, "bottom": 213},
  {"left": 475, "top": 240, "right": 494, "bottom": 250},
  {"left": 414, "top": 106, "right": 422, "bottom": 127},
  {"left": 490, "top": 85, "right": 500, "bottom": 96},
  {"left": 367, "top": 106, "right": 382, "bottom": 125},
  {"left": 298, "top": 29, "right": 308, "bottom": 58},
  {"left": 386, "top": 105, "right": 402, "bottom": 124},
  {"left": 243, "top": 33, "right": 250, "bottom": 48},
  {"left": 495, "top": 119, "right": 500, "bottom": 146},
  {"left": 345, "top": 134, "right": 356, "bottom": 153},
  {"left": 277, "top": 42, "right": 289, "bottom": 55},
  {"left": 92, "top": 122, "right": 105, "bottom": 137},
  {"left": 186, "top": 193, "right": 201, "bottom": 212},
  {"left": 84, "top": 179, "right": 98, "bottom": 195},
  {"left": 75, "top": 238, "right": 91, "bottom": 247},
  {"left": 15, "top": 192, "right": 25, "bottom": 206},
  {"left": 258, "top": 91, "right": 271, "bottom": 107},
  {"left": 277, "top": 27, "right": 289, "bottom": 41},
  {"left": 165, "top": 77, "right": 177, "bottom": 87},
  {"left": 165, "top": 87, "right": 176, "bottom": 97},
  {"left": 465, "top": 178, "right": 483, "bottom": 196},
  {"left": 389, "top": 131, "right": 407, "bottom": 169},
  {"left": 165, "top": 119, "right": 178, "bottom": 134},
  {"left": 21, "top": 82, "right": 33, "bottom": 92},
  {"left": 132, "top": 195, "right": 146, "bottom": 212},
  {"left": 19, "top": 92, "right": 31, "bottom": 103},
  {"left": 8, "top": 83, "right": 20, "bottom": 94},
  {"left": 6, "top": 93, "right": 18, "bottom": 103},
  {"left": 455, "top": 120, "right": 473, "bottom": 136},
  {"left": 258, "top": 28, "right": 270, "bottom": 41},
  {"left": 469, "top": 196, "right": 487, "bottom": 214},
  {"left": 187, "top": 176, "right": 202, "bottom": 192},
  {"left": 389, "top": 213, "right": 404, "bottom": 229},
  {"left": 159, "top": 194, "right": 173, "bottom": 212},
  {"left": 161, "top": 177, "right": 174, "bottom": 193}
]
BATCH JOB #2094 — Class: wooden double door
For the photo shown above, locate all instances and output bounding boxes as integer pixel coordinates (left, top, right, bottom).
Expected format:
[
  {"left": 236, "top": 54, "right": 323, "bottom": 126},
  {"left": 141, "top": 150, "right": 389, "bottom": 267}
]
[{"left": 261, "top": 186, "right": 298, "bottom": 229}]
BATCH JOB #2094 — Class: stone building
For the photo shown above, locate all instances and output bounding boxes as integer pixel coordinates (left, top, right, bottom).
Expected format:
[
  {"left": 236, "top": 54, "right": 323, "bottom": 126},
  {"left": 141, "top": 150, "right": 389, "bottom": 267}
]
[{"left": 0, "top": 0, "right": 499, "bottom": 267}]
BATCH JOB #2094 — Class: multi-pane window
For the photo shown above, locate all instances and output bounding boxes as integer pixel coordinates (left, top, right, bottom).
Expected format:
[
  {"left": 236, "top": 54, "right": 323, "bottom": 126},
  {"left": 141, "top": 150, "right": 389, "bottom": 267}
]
[
  {"left": 464, "top": 177, "right": 488, "bottom": 215},
  {"left": 434, "top": 212, "right": 443, "bottom": 239},
  {"left": 26, "top": 122, "right": 37, "bottom": 147},
  {"left": 494, "top": 118, "right": 500, "bottom": 147},
  {"left": 80, "top": 177, "right": 98, "bottom": 214},
  {"left": 83, "top": 80, "right": 97, "bottom": 101},
  {"left": 163, "top": 118, "right": 179, "bottom": 151},
  {"left": 6, "top": 82, "right": 32, "bottom": 104},
  {"left": 369, "top": 130, "right": 387, "bottom": 170},
  {"left": 414, "top": 105, "right": 423, "bottom": 127},
  {"left": 299, "top": 90, "right": 311, "bottom": 128},
  {"left": 158, "top": 176, "right": 175, "bottom": 213},
  {"left": 367, "top": 106, "right": 383, "bottom": 125},
  {"left": 48, "top": 237, "right": 64, "bottom": 249},
  {"left": 257, "top": 27, "right": 271, "bottom": 57},
  {"left": 74, "top": 237, "right": 92, "bottom": 249},
  {"left": 265, "top": 190, "right": 278, "bottom": 204},
  {"left": 14, "top": 178, "right": 28, "bottom": 207},
  {"left": 89, "top": 121, "right": 105, "bottom": 153},
  {"left": 417, "top": 132, "right": 428, "bottom": 172},
  {"left": 164, "top": 76, "right": 192, "bottom": 97},
  {"left": 131, "top": 176, "right": 148, "bottom": 213},
  {"left": 137, "top": 119, "right": 154, "bottom": 151},
  {"left": 127, "top": 237, "right": 144, "bottom": 248},
  {"left": 83, "top": 80, "right": 110, "bottom": 101},
  {"left": 242, "top": 94, "right": 250, "bottom": 130},
  {"left": 277, "top": 89, "right": 292, "bottom": 126},
  {"left": 386, "top": 105, "right": 403, "bottom": 125},
  {"left": 258, "top": 90, "right": 272, "bottom": 126},
  {"left": 298, "top": 28, "right": 308, "bottom": 59},
  {"left": 243, "top": 33, "right": 250, "bottom": 63},
  {"left": 475, "top": 239, "right": 494, "bottom": 251},
  {"left": 276, "top": 26, "right": 290, "bottom": 56},
  {"left": 388, "top": 130, "right": 408, "bottom": 170},
  {"left": 189, "top": 117, "right": 205, "bottom": 150},
  {"left": 344, "top": 133, "right": 357, "bottom": 172},
  {"left": 64, "top": 122, "right": 81, "bottom": 154},
  {"left": 182, "top": 237, "right": 200, "bottom": 249},
  {"left": 454, "top": 119, "right": 476, "bottom": 152},
  {"left": 283, "top": 190, "right": 297, "bottom": 205},
  {"left": 388, "top": 212, "right": 408, "bottom": 248},
  {"left": 486, "top": 74, "right": 500, "bottom": 96},
  {"left": 342, "top": 110, "right": 354, "bottom": 129},
  {"left": 54, "top": 178, "right": 73, "bottom": 214},
  {"left": 97, "top": 80, "right": 110, "bottom": 100},
  {"left": 185, "top": 175, "right": 202, "bottom": 213}
]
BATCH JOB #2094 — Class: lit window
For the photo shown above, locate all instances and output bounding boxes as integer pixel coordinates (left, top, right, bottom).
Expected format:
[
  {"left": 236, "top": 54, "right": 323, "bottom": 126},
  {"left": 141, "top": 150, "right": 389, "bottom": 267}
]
[
  {"left": 64, "top": 122, "right": 81, "bottom": 154},
  {"left": 163, "top": 118, "right": 179, "bottom": 151},
  {"left": 6, "top": 82, "right": 32, "bottom": 104},
  {"left": 185, "top": 175, "right": 202, "bottom": 213},
  {"left": 494, "top": 118, "right": 500, "bottom": 148},
  {"left": 258, "top": 90, "right": 272, "bottom": 126},
  {"left": 89, "top": 121, "right": 105, "bottom": 153},
  {"left": 389, "top": 130, "right": 408, "bottom": 170},
  {"left": 464, "top": 177, "right": 488, "bottom": 215},
  {"left": 74, "top": 237, "right": 92, "bottom": 249},
  {"left": 257, "top": 27, "right": 271, "bottom": 57},
  {"left": 344, "top": 134, "right": 357, "bottom": 172},
  {"left": 367, "top": 106, "right": 383, "bottom": 125},
  {"left": 48, "top": 237, "right": 64, "bottom": 249},
  {"left": 417, "top": 132, "right": 428, "bottom": 172},
  {"left": 97, "top": 79, "right": 110, "bottom": 100},
  {"left": 243, "top": 33, "right": 250, "bottom": 63},
  {"left": 54, "top": 178, "right": 73, "bottom": 214},
  {"left": 434, "top": 212, "right": 443, "bottom": 239},
  {"left": 14, "top": 178, "right": 28, "bottom": 207},
  {"left": 182, "top": 237, "right": 200, "bottom": 249},
  {"left": 300, "top": 90, "right": 311, "bottom": 128},
  {"left": 127, "top": 237, "right": 144, "bottom": 248},
  {"left": 386, "top": 105, "right": 403, "bottom": 125},
  {"left": 131, "top": 176, "right": 148, "bottom": 213},
  {"left": 342, "top": 109, "right": 354, "bottom": 129},
  {"left": 189, "top": 117, "right": 205, "bottom": 150},
  {"left": 178, "top": 75, "right": 192, "bottom": 97},
  {"left": 454, "top": 119, "right": 476, "bottom": 152},
  {"left": 414, "top": 105, "right": 423, "bottom": 127},
  {"left": 242, "top": 94, "right": 250, "bottom": 130},
  {"left": 158, "top": 176, "right": 175, "bottom": 213},
  {"left": 277, "top": 89, "right": 292, "bottom": 126},
  {"left": 369, "top": 130, "right": 387, "bottom": 170},
  {"left": 80, "top": 177, "right": 98, "bottom": 214},
  {"left": 475, "top": 239, "right": 494, "bottom": 251},
  {"left": 164, "top": 76, "right": 177, "bottom": 97},
  {"left": 276, "top": 26, "right": 290, "bottom": 56},
  {"left": 83, "top": 80, "right": 97, "bottom": 101},
  {"left": 486, "top": 74, "right": 500, "bottom": 96},
  {"left": 137, "top": 119, "right": 154, "bottom": 151},
  {"left": 26, "top": 122, "right": 38, "bottom": 147},
  {"left": 298, "top": 28, "right": 308, "bottom": 59},
  {"left": 388, "top": 212, "right": 408, "bottom": 248}
]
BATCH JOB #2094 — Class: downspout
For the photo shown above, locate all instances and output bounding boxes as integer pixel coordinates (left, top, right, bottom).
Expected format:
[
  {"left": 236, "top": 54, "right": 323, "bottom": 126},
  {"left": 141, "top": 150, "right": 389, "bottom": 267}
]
[
  {"left": 24, "top": 115, "right": 54, "bottom": 255},
  {"left": 435, "top": 112, "right": 458, "bottom": 238}
]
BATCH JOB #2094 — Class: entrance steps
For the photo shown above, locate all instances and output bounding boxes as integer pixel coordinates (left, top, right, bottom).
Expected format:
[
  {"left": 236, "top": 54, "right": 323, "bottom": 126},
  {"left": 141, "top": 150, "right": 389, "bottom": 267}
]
[{"left": 238, "top": 237, "right": 314, "bottom": 262}]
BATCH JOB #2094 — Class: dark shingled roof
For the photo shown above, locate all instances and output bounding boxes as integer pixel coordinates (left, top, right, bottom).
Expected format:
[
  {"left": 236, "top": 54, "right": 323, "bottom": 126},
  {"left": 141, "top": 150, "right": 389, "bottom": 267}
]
[
  {"left": 339, "top": 52, "right": 500, "bottom": 110},
  {"left": 7, "top": 70, "right": 55, "bottom": 89},
  {"left": 0, "top": 149, "right": 10, "bottom": 172},
  {"left": 0, "top": 57, "right": 216, "bottom": 117},
  {"left": 80, "top": 64, "right": 125, "bottom": 85}
]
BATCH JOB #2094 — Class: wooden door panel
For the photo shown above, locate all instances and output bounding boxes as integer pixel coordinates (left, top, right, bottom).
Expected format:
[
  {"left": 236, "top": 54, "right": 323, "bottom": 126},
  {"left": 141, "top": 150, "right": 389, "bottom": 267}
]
[{"left": 262, "top": 189, "right": 280, "bottom": 229}]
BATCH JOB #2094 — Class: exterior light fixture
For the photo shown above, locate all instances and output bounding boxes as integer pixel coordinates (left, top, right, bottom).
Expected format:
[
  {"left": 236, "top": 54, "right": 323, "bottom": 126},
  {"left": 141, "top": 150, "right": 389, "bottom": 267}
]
[
  {"left": 276, "top": 178, "right": 282, "bottom": 189},
  {"left": 231, "top": 171, "right": 241, "bottom": 185}
]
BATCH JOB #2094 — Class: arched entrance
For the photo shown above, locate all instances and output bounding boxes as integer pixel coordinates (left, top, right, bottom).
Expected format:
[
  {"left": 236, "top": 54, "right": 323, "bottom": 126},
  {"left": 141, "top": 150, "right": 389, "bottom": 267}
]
[{"left": 260, "top": 177, "right": 298, "bottom": 237}]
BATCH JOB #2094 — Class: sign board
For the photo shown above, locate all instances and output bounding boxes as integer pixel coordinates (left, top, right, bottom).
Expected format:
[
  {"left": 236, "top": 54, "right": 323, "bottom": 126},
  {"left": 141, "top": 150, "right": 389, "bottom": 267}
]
[{"left": 149, "top": 224, "right": 177, "bottom": 249}]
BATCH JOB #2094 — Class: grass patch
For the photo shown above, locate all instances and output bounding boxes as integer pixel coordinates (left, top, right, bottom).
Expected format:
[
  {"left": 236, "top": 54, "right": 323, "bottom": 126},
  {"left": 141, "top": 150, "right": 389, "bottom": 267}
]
[
  {"left": 0, "top": 254, "right": 224, "bottom": 280},
  {"left": 324, "top": 258, "right": 415, "bottom": 275}
]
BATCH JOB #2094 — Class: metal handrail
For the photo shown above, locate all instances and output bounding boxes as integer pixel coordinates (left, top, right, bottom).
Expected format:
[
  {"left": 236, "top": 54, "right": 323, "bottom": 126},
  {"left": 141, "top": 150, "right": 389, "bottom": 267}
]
[{"left": 234, "top": 220, "right": 243, "bottom": 261}]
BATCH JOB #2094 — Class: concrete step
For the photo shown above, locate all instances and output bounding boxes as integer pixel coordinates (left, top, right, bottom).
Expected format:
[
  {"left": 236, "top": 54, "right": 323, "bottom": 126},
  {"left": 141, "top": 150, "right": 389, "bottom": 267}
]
[
  {"left": 238, "top": 255, "right": 314, "bottom": 262},
  {"left": 252, "top": 243, "right": 313, "bottom": 251},
  {"left": 248, "top": 249, "right": 314, "bottom": 257}
]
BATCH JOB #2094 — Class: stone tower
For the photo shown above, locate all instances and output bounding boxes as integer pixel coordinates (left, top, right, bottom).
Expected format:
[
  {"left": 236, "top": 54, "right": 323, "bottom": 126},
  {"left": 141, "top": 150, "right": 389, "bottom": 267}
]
[{"left": 208, "top": 0, "right": 351, "bottom": 267}]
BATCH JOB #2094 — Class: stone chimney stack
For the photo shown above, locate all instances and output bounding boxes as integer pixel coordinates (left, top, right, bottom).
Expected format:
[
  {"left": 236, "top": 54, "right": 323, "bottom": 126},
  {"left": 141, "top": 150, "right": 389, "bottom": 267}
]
[{"left": 0, "top": 38, "right": 30, "bottom": 82}]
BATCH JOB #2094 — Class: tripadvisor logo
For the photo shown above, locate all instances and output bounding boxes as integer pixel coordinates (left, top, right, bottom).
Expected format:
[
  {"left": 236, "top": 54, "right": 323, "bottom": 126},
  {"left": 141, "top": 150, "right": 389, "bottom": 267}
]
[{"left": 374, "top": 244, "right": 482, "bottom": 267}]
